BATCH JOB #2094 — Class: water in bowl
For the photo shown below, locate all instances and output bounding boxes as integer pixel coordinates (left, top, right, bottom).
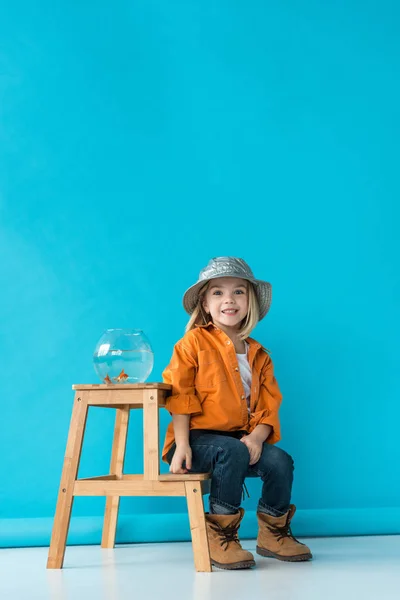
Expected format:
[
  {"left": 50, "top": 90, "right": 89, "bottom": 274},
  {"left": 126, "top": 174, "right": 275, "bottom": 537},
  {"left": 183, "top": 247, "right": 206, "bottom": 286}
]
[{"left": 93, "top": 349, "right": 154, "bottom": 384}]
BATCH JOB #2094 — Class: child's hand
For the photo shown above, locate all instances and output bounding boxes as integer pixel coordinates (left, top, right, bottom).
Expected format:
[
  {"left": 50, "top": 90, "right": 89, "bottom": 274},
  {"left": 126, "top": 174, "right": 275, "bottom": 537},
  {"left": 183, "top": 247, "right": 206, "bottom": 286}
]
[
  {"left": 170, "top": 443, "right": 192, "bottom": 474},
  {"left": 240, "top": 434, "right": 263, "bottom": 465}
]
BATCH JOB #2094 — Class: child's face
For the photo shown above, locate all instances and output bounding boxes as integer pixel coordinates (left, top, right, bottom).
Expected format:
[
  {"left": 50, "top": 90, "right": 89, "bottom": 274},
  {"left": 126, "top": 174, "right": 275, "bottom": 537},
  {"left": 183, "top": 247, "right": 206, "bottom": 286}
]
[{"left": 202, "top": 277, "right": 249, "bottom": 332}]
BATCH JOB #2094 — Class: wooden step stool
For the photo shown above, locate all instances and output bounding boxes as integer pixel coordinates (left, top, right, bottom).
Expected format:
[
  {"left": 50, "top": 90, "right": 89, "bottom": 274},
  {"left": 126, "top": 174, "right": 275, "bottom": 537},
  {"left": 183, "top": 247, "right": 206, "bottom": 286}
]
[{"left": 47, "top": 383, "right": 211, "bottom": 572}]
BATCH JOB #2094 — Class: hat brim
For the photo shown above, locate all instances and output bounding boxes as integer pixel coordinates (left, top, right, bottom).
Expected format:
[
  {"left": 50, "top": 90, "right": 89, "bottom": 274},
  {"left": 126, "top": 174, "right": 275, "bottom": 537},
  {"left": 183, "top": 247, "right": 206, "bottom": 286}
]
[{"left": 183, "top": 275, "right": 272, "bottom": 321}]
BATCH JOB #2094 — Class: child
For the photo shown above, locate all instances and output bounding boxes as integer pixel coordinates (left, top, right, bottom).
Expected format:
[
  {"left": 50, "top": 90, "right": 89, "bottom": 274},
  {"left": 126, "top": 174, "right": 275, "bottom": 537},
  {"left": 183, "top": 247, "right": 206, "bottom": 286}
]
[{"left": 162, "top": 257, "right": 312, "bottom": 570}]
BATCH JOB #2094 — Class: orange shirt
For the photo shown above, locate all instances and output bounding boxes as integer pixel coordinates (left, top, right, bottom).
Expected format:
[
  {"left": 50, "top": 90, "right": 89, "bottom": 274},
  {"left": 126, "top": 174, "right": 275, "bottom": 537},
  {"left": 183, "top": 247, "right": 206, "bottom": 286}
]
[{"left": 161, "top": 322, "right": 282, "bottom": 461}]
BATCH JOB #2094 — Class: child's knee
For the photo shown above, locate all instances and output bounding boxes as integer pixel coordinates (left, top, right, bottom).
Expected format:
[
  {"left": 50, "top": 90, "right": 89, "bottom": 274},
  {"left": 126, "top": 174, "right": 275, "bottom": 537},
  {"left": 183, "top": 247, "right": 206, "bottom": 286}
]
[
  {"left": 216, "top": 438, "right": 250, "bottom": 470},
  {"left": 226, "top": 439, "right": 251, "bottom": 467},
  {"left": 260, "top": 445, "right": 294, "bottom": 475}
]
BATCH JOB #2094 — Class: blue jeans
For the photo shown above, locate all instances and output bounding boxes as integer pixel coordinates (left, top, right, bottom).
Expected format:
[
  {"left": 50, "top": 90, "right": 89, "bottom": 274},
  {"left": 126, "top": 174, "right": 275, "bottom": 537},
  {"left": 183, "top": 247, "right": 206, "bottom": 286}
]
[{"left": 166, "top": 431, "right": 294, "bottom": 516}]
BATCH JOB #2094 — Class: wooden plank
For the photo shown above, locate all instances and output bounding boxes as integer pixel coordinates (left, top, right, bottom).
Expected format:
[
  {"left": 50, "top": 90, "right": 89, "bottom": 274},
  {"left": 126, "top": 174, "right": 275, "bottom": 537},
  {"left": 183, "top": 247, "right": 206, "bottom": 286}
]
[
  {"left": 47, "top": 393, "right": 89, "bottom": 569},
  {"left": 79, "top": 475, "right": 117, "bottom": 481},
  {"left": 110, "top": 407, "right": 130, "bottom": 477},
  {"left": 82, "top": 389, "right": 166, "bottom": 407},
  {"left": 143, "top": 389, "right": 160, "bottom": 481},
  {"left": 73, "top": 383, "right": 171, "bottom": 390},
  {"left": 122, "top": 474, "right": 210, "bottom": 492},
  {"left": 184, "top": 481, "right": 212, "bottom": 572},
  {"left": 84, "top": 389, "right": 145, "bottom": 406},
  {"left": 158, "top": 473, "right": 210, "bottom": 482},
  {"left": 102, "top": 407, "right": 130, "bottom": 549},
  {"left": 73, "top": 479, "right": 185, "bottom": 496},
  {"left": 89, "top": 404, "right": 143, "bottom": 410}
]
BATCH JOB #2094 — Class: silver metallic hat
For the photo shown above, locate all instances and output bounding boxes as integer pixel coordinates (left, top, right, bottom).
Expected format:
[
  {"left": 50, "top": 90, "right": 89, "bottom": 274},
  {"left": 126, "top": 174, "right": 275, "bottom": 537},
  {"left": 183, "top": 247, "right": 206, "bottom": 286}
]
[{"left": 183, "top": 257, "right": 272, "bottom": 321}]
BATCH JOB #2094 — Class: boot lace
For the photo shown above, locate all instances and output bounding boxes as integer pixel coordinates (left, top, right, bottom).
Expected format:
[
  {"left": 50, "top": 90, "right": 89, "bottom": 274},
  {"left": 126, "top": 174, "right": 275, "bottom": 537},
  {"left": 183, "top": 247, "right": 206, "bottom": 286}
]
[
  {"left": 209, "top": 520, "right": 241, "bottom": 551},
  {"left": 265, "top": 520, "right": 302, "bottom": 544}
]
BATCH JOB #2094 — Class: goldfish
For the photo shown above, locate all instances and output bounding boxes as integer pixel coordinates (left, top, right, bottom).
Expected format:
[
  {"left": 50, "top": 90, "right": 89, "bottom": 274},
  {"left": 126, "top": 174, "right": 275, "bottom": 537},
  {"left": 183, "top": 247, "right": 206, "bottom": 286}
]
[
  {"left": 104, "top": 374, "right": 113, "bottom": 384},
  {"left": 113, "top": 369, "right": 129, "bottom": 382}
]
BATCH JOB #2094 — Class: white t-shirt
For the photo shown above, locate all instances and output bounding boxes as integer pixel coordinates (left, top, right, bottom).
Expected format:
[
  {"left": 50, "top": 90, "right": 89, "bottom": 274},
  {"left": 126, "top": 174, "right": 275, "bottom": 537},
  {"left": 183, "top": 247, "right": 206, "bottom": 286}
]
[{"left": 236, "top": 341, "right": 252, "bottom": 412}]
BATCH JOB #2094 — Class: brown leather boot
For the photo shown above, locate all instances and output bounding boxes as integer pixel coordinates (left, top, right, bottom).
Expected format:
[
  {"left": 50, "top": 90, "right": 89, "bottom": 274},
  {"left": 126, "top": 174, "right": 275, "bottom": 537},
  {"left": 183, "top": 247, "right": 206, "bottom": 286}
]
[
  {"left": 205, "top": 508, "right": 255, "bottom": 570},
  {"left": 256, "top": 505, "right": 312, "bottom": 562}
]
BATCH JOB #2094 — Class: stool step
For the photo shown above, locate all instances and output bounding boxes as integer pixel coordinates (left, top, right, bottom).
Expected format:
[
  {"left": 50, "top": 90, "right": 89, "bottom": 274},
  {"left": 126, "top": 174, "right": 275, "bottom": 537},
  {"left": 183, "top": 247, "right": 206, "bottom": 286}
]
[{"left": 158, "top": 473, "right": 211, "bottom": 481}]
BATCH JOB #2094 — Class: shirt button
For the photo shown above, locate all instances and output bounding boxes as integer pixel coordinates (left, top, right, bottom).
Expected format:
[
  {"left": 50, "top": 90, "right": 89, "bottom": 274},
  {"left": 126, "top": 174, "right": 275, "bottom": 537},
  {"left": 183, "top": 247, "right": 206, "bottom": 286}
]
[
  {"left": 226, "top": 341, "right": 231, "bottom": 345},
  {"left": 241, "top": 395, "right": 245, "bottom": 400},
  {"left": 235, "top": 367, "right": 239, "bottom": 371}
]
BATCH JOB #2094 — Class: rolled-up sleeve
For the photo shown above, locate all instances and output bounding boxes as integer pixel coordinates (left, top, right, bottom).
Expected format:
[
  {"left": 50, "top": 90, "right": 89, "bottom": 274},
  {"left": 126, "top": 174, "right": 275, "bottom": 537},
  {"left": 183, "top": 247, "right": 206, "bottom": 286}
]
[
  {"left": 249, "top": 358, "right": 282, "bottom": 444},
  {"left": 162, "top": 342, "right": 202, "bottom": 415}
]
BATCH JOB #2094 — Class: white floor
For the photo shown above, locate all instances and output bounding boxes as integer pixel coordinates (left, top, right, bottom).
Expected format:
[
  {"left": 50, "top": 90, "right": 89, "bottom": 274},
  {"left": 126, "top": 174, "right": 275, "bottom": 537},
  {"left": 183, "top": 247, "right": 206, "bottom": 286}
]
[{"left": 1, "top": 536, "right": 400, "bottom": 600}]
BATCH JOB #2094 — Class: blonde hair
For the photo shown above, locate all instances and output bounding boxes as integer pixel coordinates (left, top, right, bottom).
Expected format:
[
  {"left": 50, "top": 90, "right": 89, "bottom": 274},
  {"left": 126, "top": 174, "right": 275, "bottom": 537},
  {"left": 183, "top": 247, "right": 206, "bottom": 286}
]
[{"left": 185, "top": 280, "right": 260, "bottom": 341}]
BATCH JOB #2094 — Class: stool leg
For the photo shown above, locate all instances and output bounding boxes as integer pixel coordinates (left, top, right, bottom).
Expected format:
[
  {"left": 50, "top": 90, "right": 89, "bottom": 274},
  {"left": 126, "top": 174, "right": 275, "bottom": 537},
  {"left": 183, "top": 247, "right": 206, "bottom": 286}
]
[
  {"left": 102, "top": 407, "right": 130, "bottom": 548},
  {"left": 47, "top": 394, "right": 88, "bottom": 569},
  {"left": 143, "top": 389, "right": 160, "bottom": 480},
  {"left": 184, "top": 481, "right": 212, "bottom": 572}
]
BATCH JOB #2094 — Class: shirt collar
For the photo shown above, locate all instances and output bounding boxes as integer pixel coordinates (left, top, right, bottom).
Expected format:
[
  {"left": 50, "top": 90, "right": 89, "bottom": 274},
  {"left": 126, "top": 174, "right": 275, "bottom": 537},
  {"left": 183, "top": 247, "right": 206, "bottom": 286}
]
[
  {"left": 194, "top": 322, "right": 263, "bottom": 351},
  {"left": 194, "top": 320, "right": 214, "bottom": 329}
]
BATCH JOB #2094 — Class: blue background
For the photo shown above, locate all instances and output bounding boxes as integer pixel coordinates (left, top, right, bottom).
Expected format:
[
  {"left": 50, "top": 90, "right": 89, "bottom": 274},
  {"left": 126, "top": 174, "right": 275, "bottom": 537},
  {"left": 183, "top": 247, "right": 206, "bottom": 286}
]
[{"left": 1, "top": 0, "right": 399, "bottom": 547}]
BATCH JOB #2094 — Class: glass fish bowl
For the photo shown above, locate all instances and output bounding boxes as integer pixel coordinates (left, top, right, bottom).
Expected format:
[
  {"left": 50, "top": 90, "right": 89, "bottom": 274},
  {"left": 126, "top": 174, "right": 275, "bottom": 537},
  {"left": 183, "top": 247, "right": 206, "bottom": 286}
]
[{"left": 93, "top": 329, "right": 154, "bottom": 384}]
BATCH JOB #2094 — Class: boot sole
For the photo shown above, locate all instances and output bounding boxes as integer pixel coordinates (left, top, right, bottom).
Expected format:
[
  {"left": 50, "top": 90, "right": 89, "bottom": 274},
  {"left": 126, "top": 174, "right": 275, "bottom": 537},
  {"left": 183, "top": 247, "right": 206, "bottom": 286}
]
[
  {"left": 256, "top": 546, "right": 312, "bottom": 562},
  {"left": 211, "top": 559, "right": 256, "bottom": 570}
]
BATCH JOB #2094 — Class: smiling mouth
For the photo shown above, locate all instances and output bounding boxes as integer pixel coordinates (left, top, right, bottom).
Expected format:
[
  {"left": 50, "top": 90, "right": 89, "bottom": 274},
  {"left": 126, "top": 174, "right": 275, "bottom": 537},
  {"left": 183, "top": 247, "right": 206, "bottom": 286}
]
[{"left": 222, "top": 309, "right": 239, "bottom": 316}]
